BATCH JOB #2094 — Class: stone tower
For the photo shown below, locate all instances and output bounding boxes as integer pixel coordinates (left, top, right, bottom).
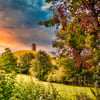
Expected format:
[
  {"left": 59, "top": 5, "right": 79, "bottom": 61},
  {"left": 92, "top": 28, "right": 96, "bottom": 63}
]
[{"left": 32, "top": 43, "right": 36, "bottom": 51}]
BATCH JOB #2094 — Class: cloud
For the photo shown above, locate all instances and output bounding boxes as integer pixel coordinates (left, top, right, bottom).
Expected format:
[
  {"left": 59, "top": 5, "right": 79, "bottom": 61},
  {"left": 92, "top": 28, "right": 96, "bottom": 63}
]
[
  {"left": 0, "top": 0, "right": 55, "bottom": 53},
  {"left": 0, "top": 25, "right": 55, "bottom": 52},
  {"left": 0, "top": 0, "right": 52, "bottom": 28},
  {"left": 0, "top": 30, "right": 27, "bottom": 49},
  {"left": 41, "top": 3, "right": 51, "bottom": 11},
  {"left": 10, "top": 27, "right": 53, "bottom": 46}
]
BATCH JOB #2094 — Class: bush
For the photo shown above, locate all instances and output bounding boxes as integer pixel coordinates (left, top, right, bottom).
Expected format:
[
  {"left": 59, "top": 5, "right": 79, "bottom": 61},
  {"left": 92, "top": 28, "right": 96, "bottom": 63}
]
[
  {"left": 0, "top": 48, "right": 17, "bottom": 73},
  {"left": 47, "top": 72, "right": 57, "bottom": 82},
  {"left": 0, "top": 72, "right": 16, "bottom": 100},
  {"left": 47, "top": 57, "right": 76, "bottom": 84},
  {"left": 47, "top": 69, "right": 67, "bottom": 83},
  {"left": 18, "top": 52, "right": 35, "bottom": 74},
  {"left": 32, "top": 50, "right": 53, "bottom": 81}
]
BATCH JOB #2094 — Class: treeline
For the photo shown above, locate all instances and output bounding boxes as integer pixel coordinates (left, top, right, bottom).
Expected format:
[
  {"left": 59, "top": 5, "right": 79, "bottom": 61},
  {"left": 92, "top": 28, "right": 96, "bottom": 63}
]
[{"left": 0, "top": 48, "right": 97, "bottom": 87}]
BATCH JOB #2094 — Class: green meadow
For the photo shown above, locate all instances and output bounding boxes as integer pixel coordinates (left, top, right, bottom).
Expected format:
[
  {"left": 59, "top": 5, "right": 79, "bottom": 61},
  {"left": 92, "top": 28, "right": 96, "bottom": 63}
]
[{"left": 16, "top": 74, "right": 97, "bottom": 100}]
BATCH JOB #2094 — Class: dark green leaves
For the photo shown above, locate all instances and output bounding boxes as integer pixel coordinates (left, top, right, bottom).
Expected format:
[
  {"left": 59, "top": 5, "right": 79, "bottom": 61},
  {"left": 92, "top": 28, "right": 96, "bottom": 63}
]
[{"left": 38, "top": 18, "right": 55, "bottom": 27}]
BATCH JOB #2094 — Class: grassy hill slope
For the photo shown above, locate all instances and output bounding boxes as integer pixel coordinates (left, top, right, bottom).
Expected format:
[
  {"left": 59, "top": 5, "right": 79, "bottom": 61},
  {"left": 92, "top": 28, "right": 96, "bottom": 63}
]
[
  {"left": 13, "top": 50, "right": 56, "bottom": 65},
  {"left": 14, "top": 50, "right": 37, "bottom": 57},
  {"left": 16, "top": 74, "right": 97, "bottom": 100}
]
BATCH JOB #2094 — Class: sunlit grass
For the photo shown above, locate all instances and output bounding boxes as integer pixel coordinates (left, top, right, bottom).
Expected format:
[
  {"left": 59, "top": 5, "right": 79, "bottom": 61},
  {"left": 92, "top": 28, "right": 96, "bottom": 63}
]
[
  {"left": 16, "top": 74, "right": 98, "bottom": 100},
  {"left": 14, "top": 50, "right": 36, "bottom": 58}
]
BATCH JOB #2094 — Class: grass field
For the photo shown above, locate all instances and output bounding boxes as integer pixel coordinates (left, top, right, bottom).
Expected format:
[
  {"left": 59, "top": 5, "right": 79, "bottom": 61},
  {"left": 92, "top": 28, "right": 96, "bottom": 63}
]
[{"left": 16, "top": 74, "right": 97, "bottom": 100}]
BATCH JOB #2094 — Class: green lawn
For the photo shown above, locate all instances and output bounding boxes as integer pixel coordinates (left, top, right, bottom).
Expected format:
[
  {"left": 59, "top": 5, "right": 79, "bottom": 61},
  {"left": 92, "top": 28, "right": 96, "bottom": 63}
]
[{"left": 16, "top": 74, "right": 98, "bottom": 100}]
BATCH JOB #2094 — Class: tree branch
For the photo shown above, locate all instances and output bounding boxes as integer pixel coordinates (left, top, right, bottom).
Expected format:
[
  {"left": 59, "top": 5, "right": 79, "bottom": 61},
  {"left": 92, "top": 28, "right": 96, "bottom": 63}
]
[{"left": 82, "top": 0, "right": 96, "bottom": 16}]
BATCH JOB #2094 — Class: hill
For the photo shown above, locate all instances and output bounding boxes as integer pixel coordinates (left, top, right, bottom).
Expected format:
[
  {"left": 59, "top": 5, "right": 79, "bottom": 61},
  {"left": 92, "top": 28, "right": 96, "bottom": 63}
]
[
  {"left": 13, "top": 50, "right": 37, "bottom": 58},
  {"left": 13, "top": 50, "right": 56, "bottom": 65}
]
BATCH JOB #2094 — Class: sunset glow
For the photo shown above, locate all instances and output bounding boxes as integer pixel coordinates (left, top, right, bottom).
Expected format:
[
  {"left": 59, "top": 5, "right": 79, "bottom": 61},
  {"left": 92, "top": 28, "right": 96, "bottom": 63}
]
[
  {"left": 0, "top": 30, "right": 28, "bottom": 50},
  {"left": 0, "top": 0, "right": 54, "bottom": 53}
]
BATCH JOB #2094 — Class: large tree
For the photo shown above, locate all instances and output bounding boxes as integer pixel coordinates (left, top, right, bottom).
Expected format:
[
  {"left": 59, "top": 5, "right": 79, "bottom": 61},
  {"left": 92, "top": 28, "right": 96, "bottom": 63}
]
[
  {"left": 40, "top": 0, "right": 100, "bottom": 98},
  {"left": 41, "top": 0, "right": 100, "bottom": 61}
]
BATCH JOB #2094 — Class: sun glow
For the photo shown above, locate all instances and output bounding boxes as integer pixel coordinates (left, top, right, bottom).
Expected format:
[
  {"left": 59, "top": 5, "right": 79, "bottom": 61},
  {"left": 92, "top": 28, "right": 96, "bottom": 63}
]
[{"left": 0, "top": 30, "right": 29, "bottom": 52}]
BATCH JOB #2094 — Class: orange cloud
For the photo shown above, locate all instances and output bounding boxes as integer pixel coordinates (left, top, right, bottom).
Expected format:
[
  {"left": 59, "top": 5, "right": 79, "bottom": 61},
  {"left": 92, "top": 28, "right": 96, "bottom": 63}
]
[
  {"left": 0, "top": 29, "right": 54, "bottom": 53},
  {"left": 0, "top": 29, "right": 29, "bottom": 51},
  {"left": 0, "top": 24, "right": 54, "bottom": 54}
]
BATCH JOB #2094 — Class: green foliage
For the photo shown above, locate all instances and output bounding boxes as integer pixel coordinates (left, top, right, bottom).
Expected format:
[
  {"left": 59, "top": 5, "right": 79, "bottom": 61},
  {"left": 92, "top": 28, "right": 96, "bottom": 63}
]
[
  {"left": 47, "top": 57, "right": 75, "bottom": 83},
  {"left": 47, "top": 57, "right": 95, "bottom": 86},
  {"left": 86, "top": 33, "right": 98, "bottom": 60},
  {"left": 45, "top": 0, "right": 58, "bottom": 3},
  {"left": 57, "top": 57, "right": 75, "bottom": 78},
  {"left": 57, "top": 57, "right": 75, "bottom": 70},
  {"left": 52, "top": 19, "right": 88, "bottom": 58},
  {"left": 32, "top": 50, "right": 53, "bottom": 81},
  {"left": 0, "top": 48, "right": 17, "bottom": 73},
  {"left": 43, "top": 0, "right": 100, "bottom": 89},
  {"left": 0, "top": 73, "right": 63, "bottom": 100},
  {"left": 0, "top": 72, "right": 16, "bottom": 100},
  {"left": 18, "top": 53, "right": 35, "bottom": 74},
  {"left": 47, "top": 71, "right": 67, "bottom": 83},
  {"left": 39, "top": 18, "right": 55, "bottom": 27}
]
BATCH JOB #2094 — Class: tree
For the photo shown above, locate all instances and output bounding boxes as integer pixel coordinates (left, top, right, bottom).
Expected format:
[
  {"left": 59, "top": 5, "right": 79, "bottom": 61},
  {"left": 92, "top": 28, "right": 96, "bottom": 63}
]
[
  {"left": 40, "top": 0, "right": 100, "bottom": 98},
  {"left": 44, "top": 0, "right": 100, "bottom": 62},
  {"left": 57, "top": 57, "right": 75, "bottom": 80},
  {"left": 18, "top": 52, "right": 35, "bottom": 74},
  {"left": 38, "top": 18, "right": 55, "bottom": 27},
  {"left": 0, "top": 48, "right": 17, "bottom": 73},
  {"left": 52, "top": 20, "right": 87, "bottom": 58},
  {"left": 32, "top": 50, "right": 53, "bottom": 81},
  {"left": 43, "top": 0, "right": 100, "bottom": 58}
]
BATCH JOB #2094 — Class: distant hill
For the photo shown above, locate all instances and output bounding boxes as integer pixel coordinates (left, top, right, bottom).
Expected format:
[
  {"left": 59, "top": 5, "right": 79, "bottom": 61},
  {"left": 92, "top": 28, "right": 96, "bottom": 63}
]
[
  {"left": 13, "top": 50, "right": 56, "bottom": 65},
  {"left": 14, "top": 50, "right": 37, "bottom": 58}
]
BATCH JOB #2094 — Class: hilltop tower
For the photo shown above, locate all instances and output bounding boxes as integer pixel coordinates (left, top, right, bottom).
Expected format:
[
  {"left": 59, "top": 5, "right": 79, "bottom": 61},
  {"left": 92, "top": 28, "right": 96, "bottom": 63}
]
[{"left": 32, "top": 43, "right": 36, "bottom": 51}]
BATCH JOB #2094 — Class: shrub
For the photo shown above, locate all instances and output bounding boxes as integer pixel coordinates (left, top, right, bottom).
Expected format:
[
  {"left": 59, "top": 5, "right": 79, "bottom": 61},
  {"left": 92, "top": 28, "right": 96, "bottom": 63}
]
[
  {"left": 0, "top": 72, "right": 16, "bottom": 100},
  {"left": 47, "top": 69, "right": 67, "bottom": 83},
  {"left": 32, "top": 50, "right": 53, "bottom": 81},
  {"left": 0, "top": 48, "right": 17, "bottom": 73},
  {"left": 18, "top": 52, "right": 35, "bottom": 74}
]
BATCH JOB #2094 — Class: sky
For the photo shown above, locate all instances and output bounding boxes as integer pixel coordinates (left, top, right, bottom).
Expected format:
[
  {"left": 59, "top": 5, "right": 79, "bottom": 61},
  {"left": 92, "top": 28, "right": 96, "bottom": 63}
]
[{"left": 0, "top": 0, "right": 55, "bottom": 53}]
